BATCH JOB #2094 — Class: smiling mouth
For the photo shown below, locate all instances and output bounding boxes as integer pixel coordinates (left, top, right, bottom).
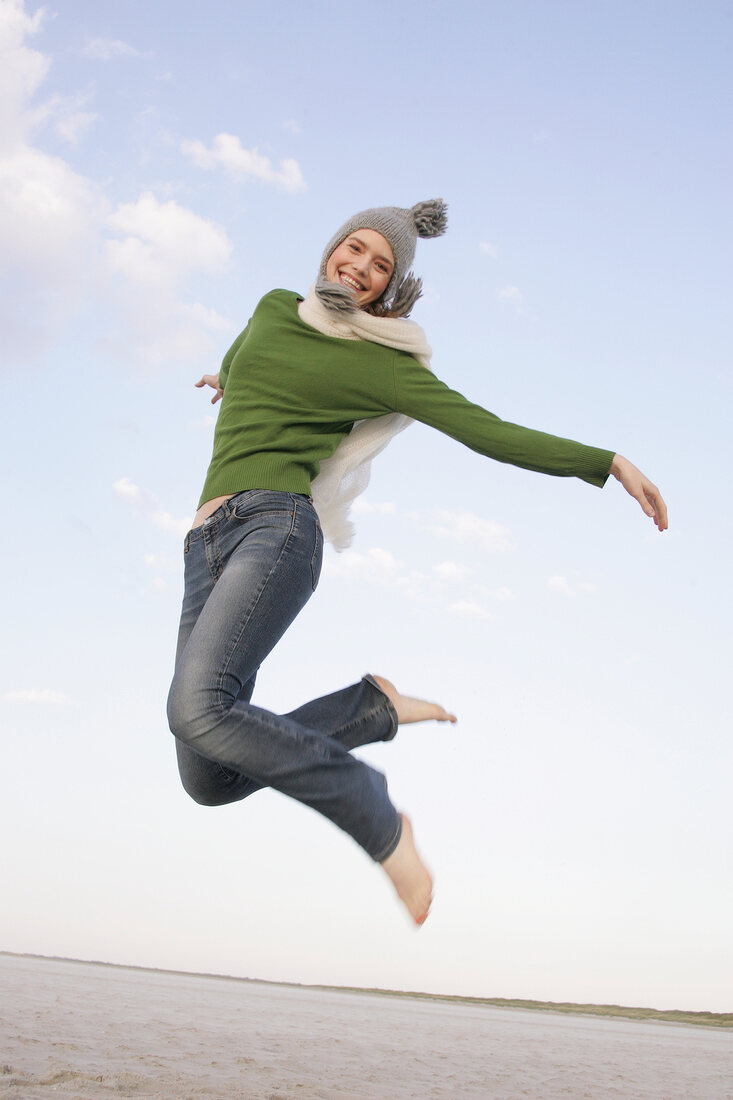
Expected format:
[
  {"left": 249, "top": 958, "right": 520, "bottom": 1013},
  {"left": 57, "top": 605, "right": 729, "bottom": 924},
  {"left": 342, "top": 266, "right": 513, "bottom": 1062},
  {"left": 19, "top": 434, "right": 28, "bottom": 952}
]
[{"left": 339, "top": 272, "right": 366, "bottom": 293}]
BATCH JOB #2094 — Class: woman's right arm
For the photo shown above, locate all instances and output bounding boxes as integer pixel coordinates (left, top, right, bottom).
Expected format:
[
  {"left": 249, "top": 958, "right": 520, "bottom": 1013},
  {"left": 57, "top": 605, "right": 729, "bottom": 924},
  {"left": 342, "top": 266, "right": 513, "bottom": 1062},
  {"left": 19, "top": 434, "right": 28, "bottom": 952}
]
[
  {"left": 195, "top": 320, "right": 252, "bottom": 403},
  {"left": 195, "top": 373, "right": 223, "bottom": 404}
]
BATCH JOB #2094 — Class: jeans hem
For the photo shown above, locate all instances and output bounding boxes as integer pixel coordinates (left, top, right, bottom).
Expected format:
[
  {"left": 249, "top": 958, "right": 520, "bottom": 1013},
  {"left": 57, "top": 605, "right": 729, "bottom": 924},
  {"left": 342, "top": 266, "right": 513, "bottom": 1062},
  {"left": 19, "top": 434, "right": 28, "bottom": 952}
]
[
  {"left": 362, "top": 674, "right": 399, "bottom": 741},
  {"left": 372, "top": 814, "right": 403, "bottom": 863}
]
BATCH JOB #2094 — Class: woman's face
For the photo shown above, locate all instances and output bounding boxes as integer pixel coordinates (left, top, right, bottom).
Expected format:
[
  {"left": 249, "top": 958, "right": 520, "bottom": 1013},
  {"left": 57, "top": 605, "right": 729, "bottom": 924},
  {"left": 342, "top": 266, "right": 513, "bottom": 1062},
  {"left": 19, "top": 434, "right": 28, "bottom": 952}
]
[{"left": 325, "top": 228, "right": 395, "bottom": 308}]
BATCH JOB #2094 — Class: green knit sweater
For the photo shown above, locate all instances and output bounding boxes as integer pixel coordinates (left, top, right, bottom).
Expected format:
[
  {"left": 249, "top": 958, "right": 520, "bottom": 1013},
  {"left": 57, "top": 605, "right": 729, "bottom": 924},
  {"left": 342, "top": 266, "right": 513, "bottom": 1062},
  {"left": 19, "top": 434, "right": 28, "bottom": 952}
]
[{"left": 198, "top": 289, "right": 614, "bottom": 507}]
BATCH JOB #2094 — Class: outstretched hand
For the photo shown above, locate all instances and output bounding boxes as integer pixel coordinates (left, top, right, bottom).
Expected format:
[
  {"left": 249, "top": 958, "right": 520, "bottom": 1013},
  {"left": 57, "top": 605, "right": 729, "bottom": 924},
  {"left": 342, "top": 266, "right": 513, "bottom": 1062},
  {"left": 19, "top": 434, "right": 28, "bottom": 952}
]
[
  {"left": 610, "top": 454, "right": 668, "bottom": 531},
  {"left": 195, "top": 373, "right": 223, "bottom": 404}
]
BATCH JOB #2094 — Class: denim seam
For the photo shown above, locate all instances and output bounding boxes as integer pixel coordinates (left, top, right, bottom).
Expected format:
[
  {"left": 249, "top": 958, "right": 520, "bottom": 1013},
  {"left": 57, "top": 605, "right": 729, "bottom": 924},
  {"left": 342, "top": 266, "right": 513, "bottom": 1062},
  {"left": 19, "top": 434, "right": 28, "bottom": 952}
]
[
  {"left": 202, "top": 519, "right": 223, "bottom": 582},
  {"left": 331, "top": 703, "right": 394, "bottom": 743},
  {"left": 231, "top": 508, "right": 295, "bottom": 520},
  {"left": 214, "top": 504, "right": 297, "bottom": 707},
  {"left": 310, "top": 521, "right": 323, "bottom": 591}
]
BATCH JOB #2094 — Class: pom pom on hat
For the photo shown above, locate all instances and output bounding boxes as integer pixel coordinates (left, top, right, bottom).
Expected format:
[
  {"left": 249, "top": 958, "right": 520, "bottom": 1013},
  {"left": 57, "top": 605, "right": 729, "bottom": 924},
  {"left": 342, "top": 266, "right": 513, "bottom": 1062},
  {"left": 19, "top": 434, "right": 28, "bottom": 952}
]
[{"left": 411, "top": 199, "right": 448, "bottom": 239}]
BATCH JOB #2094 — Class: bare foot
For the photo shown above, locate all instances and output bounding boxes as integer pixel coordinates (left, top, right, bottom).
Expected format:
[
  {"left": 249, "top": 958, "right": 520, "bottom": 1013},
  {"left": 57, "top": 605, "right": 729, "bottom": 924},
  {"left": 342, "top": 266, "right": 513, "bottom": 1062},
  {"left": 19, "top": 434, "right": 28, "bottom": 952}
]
[
  {"left": 381, "top": 814, "right": 433, "bottom": 925},
  {"left": 372, "top": 675, "right": 457, "bottom": 724}
]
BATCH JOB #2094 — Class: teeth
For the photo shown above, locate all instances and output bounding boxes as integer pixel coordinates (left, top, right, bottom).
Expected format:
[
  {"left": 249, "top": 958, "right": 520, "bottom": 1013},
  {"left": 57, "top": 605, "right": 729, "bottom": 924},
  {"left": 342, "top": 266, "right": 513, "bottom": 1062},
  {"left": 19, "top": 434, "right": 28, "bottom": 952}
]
[{"left": 340, "top": 273, "right": 363, "bottom": 291}]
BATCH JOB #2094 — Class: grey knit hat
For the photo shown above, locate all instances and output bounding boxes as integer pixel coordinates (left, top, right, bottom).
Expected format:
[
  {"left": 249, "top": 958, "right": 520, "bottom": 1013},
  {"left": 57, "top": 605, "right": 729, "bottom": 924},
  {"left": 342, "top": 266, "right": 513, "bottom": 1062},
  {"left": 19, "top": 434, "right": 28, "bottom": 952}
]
[{"left": 316, "top": 198, "right": 448, "bottom": 318}]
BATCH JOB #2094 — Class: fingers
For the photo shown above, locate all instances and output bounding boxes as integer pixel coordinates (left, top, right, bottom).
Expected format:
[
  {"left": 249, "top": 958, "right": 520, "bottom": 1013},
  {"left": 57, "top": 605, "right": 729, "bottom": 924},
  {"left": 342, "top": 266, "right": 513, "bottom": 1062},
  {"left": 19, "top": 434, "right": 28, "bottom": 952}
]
[
  {"left": 195, "top": 374, "right": 223, "bottom": 403},
  {"left": 635, "top": 476, "right": 668, "bottom": 531},
  {"left": 639, "top": 486, "right": 656, "bottom": 518},
  {"left": 615, "top": 457, "right": 668, "bottom": 532},
  {"left": 644, "top": 486, "right": 668, "bottom": 531}
]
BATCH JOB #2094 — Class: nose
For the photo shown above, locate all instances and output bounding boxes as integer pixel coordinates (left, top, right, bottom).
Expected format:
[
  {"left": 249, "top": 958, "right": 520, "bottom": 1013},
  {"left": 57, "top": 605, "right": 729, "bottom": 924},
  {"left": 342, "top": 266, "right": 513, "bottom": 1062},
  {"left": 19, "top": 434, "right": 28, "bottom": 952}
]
[{"left": 350, "top": 252, "right": 368, "bottom": 276}]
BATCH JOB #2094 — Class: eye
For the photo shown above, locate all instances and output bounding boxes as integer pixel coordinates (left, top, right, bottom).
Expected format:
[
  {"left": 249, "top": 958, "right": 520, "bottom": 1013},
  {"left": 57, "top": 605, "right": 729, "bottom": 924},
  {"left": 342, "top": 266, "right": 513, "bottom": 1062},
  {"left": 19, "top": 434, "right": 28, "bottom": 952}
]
[{"left": 376, "top": 262, "right": 389, "bottom": 273}]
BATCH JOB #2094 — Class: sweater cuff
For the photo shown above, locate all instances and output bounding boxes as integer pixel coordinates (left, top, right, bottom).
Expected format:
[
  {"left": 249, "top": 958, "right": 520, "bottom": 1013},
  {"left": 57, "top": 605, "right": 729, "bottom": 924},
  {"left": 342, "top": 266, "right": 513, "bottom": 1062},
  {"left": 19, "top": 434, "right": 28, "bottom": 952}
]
[{"left": 581, "top": 448, "right": 615, "bottom": 488}]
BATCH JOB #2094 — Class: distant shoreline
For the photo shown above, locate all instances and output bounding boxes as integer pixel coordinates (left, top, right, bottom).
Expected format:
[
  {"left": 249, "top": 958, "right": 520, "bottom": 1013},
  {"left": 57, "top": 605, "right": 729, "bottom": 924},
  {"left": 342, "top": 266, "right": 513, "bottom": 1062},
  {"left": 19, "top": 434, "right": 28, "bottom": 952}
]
[{"left": 3, "top": 951, "right": 731, "bottom": 1029}]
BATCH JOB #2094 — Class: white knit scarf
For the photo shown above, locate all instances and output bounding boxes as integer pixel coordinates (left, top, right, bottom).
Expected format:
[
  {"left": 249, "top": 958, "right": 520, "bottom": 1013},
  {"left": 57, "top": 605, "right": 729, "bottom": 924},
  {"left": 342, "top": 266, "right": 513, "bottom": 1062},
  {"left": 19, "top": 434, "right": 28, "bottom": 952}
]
[{"left": 298, "top": 287, "right": 433, "bottom": 551}]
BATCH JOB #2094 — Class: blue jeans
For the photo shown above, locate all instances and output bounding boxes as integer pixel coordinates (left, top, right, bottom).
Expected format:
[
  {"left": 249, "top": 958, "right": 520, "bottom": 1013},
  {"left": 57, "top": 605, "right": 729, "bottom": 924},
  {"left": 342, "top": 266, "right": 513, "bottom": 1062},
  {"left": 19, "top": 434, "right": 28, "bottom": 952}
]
[{"left": 166, "top": 490, "right": 402, "bottom": 862}]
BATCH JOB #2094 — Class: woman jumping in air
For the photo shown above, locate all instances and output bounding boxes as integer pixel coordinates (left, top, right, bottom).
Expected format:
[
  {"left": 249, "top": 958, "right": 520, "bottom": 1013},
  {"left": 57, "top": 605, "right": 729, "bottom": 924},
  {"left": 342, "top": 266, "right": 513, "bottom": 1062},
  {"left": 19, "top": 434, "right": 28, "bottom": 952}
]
[{"left": 167, "top": 199, "right": 667, "bottom": 926}]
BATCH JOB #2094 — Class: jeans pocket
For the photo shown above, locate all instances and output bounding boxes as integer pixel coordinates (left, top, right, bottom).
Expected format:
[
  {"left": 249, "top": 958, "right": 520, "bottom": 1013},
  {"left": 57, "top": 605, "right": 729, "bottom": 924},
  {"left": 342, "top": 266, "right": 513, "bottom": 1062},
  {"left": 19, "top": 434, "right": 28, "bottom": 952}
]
[{"left": 230, "top": 490, "right": 294, "bottom": 521}]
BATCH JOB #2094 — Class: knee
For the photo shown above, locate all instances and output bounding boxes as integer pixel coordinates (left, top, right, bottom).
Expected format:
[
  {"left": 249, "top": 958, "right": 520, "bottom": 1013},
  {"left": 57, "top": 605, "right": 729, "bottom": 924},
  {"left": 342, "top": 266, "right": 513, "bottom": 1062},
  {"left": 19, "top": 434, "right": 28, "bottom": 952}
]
[
  {"left": 174, "top": 736, "right": 224, "bottom": 807},
  {"left": 179, "top": 771, "right": 226, "bottom": 807},
  {"left": 166, "top": 678, "right": 187, "bottom": 742},
  {"left": 166, "top": 675, "right": 206, "bottom": 745},
  {"left": 175, "top": 738, "right": 254, "bottom": 808}
]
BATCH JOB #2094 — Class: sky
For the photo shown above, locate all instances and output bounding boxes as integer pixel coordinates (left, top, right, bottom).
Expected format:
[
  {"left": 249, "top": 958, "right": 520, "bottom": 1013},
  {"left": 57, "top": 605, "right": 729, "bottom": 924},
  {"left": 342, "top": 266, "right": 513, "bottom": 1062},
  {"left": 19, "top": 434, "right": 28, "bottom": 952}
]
[{"left": 1, "top": 0, "right": 731, "bottom": 1013}]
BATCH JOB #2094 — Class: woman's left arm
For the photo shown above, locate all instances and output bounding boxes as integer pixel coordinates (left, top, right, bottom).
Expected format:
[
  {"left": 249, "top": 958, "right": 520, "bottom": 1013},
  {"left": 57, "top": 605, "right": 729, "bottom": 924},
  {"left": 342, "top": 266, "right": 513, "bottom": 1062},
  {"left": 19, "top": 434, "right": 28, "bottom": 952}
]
[
  {"left": 389, "top": 352, "right": 668, "bottom": 530},
  {"left": 608, "top": 454, "right": 668, "bottom": 531}
]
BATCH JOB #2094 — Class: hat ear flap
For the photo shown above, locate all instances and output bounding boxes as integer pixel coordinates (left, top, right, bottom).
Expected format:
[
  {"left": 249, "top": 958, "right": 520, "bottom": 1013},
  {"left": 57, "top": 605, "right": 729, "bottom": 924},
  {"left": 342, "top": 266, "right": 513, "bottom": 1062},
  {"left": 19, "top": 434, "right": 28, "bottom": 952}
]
[
  {"left": 411, "top": 199, "right": 448, "bottom": 239},
  {"left": 389, "top": 272, "right": 423, "bottom": 318}
]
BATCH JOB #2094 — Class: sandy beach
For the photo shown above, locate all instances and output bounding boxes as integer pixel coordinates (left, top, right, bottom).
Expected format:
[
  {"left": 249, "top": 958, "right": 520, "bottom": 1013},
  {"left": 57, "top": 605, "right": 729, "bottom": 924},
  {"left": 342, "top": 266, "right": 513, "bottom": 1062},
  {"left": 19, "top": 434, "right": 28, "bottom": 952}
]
[{"left": 1, "top": 954, "right": 731, "bottom": 1099}]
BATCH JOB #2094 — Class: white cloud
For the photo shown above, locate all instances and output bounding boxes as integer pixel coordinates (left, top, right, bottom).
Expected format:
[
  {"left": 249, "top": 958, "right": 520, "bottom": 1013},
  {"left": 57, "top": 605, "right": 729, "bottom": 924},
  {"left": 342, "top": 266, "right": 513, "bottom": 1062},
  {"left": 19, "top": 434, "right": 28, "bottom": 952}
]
[
  {"left": 324, "top": 548, "right": 437, "bottom": 609},
  {"left": 360, "top": 547, "right": 400, "bottom": 573},
  {"left": 446, "top": 600, "right": 490, "bottom": 621},
  {"left": 548, "top": 575, "right": 575, "bottom": 596},
  {"left": 0, "top": 7, "right": 102, "bottom": 361},
  {"left": 352, "top": 498, "right": 397, "bottom": 516},
  {"left": 547, "top": 575, "right": 596, "bottom": 597},
  {"left": 112, "top": 476, "right": 146, "bottom": 506},
  {"left": 55, "top": 106, "right": 98, "bottom": 143},
  {"left": 190, "top": 414, "right": 218, "bottom": 433},
  {"left": 326, "top": 546, "right": 402, "bottom": 582},
  {"left": 425, "top": 509, "right": 513, "bottom": 552},
  {"left": 479, "top": 241, "right": 498, "bottom": 258},
  {"left": 0, "top": 0, "right": 49, "bottom": 146},
  {"left": 498, "top": 285, "right": 523, "bottom": 307},
  {"left": 324, "top": 540, "right": 514, "bottom": 618},
  {"left": 433, "top": 560, "right": 471, "bottom": 582},
  {"left": 106, "top": 191, "right": 231, "bottom": 286},
  {"left": 48, "top": 93, "right": 99, "bottom": 144},
  {"left": 143, "top": 553, "right": 175, "bottom": 571},
  {"left": 181, "top": 133, "right": 306, "bottom": 193},
  {"left": 113, "top": 478, "right": 192, "bottom": 537},
  {"left": 3, "top": 688, "right": 68, "bottom": 705},
  {"left": 153, "top": 510, "right": 191, "bottom": 537},
  {"left": 81, "top": 37, "right": 141, "bottom": 61},
  {"left": 184, "top": 301, "right": 231, "bottom": 331},
  {"left": 0, "top": 8, "right": 234, "bottom": 367},
  {"left": 0, "top": 145, "right": 100, "bottom": 271},
  {"left": 143, "top": 552, "right": 176, "bottom": 592},
  {"left": 103, "top": 193, "right": 233, "bottom": 364},
  {"left": 105, "top": 300, "right": 232, "bottom": 368},
  {"left": 473, "top": 584, "right": 514, "bottom": 602}
]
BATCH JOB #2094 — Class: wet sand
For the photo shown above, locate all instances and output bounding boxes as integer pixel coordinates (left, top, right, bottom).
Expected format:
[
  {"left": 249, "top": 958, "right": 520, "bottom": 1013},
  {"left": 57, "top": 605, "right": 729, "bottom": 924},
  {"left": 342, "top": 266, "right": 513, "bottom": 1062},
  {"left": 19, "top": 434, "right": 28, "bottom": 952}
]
[{"left": 1, "top": 954, "right": 731, "bottom": 1099}]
